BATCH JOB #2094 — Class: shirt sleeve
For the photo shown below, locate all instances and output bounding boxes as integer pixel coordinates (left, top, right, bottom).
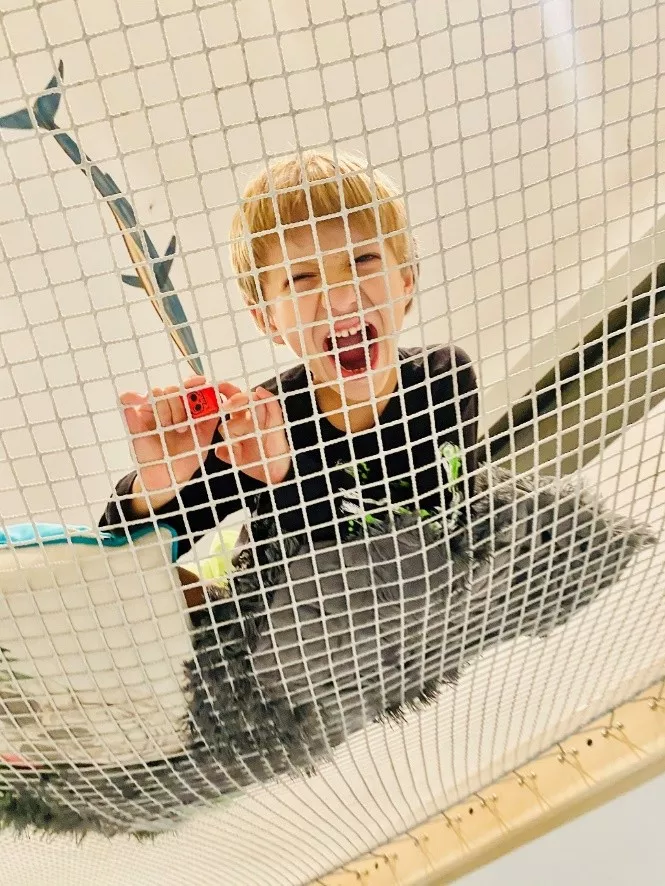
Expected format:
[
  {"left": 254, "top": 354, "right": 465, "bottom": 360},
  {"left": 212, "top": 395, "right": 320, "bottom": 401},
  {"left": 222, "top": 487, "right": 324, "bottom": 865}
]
[{"left": 98, "top": 437, "right": 266, "bottom": 559}]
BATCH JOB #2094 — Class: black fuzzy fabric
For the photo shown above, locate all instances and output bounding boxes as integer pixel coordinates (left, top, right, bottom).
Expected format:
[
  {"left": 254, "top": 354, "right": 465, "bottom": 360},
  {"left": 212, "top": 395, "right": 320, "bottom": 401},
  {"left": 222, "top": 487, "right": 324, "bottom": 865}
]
[{"left": 0, "top": 465, "right": 656, "bottom": 838}]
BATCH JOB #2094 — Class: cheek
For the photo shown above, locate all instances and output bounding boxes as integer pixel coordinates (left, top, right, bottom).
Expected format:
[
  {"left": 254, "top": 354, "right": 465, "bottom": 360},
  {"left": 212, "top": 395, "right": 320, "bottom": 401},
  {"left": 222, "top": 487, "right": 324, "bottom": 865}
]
[
  {"left": 367, "top": 269, "right": 403, "bottom": 300},
  {"left": 369, "top": 272, "right": 406, "bottom": 307},
  {"left": 358, "top": 276, "right": 385, "bottom": 308},
  {"left": 277, "top": 298, "right": 319, "bottom": 355},
  {"left": 284, "top": 326, "right": 306, "bottom": 356}
]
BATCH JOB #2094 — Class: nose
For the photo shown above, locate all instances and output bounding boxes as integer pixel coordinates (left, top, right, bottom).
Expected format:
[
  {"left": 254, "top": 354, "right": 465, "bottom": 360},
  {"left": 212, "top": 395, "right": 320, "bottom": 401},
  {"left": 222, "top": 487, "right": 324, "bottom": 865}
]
[{"left": 322, "top": 276, "right": 361, "bottom": 314}]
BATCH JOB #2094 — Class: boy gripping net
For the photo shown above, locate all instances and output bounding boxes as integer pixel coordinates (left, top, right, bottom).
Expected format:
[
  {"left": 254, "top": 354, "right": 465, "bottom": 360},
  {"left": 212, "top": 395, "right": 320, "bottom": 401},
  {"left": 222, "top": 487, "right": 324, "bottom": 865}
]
[
  {"left": 104, "top": 151, "right": 479, "bottom": 563},
  {"left": 0, "top": 20, "right": 660, "bottom": 881},
  {"left": 70, "top": 151, "right": 653, "bottom": 835},
  {"left": 0, "top": 3, "right": 663, "bottom": 882}
]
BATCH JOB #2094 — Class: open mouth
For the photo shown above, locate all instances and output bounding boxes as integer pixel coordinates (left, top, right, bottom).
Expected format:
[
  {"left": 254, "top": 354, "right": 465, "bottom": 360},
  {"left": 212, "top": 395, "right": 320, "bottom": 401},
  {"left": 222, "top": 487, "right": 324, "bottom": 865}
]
[{"left": 323, "top": 322, "right": 379, "bottom": 378}]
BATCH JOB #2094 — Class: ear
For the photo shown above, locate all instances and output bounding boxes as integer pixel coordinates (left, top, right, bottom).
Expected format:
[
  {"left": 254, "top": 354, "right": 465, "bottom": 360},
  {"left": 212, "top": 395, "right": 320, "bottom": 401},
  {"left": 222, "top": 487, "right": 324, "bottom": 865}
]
[
  {"left": 251, "top": 305, "right": 285, "bottom": 346},
  {"left": 402, "top": 264, "right": 415, "bottom": 295},
  {"left": 401, "top": 264, "right": 415, "bottom": 312}
]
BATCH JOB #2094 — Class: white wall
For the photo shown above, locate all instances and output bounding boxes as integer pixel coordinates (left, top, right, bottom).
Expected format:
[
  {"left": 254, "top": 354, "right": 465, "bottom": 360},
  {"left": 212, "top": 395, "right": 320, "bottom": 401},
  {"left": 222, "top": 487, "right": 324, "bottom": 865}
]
[
  {"left": 1, "top": 0, "right": 663, "bottom": 532},
  {"left": 0, "top": 2, "right": 664, "bottom": 884}
]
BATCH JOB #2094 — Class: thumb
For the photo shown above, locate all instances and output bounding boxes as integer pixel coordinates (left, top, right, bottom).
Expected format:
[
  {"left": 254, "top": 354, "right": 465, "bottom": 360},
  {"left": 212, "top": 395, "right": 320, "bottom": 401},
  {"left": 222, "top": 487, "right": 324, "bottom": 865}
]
[{"left": 217, "top": 381, "right": 243, "bottom": 403}]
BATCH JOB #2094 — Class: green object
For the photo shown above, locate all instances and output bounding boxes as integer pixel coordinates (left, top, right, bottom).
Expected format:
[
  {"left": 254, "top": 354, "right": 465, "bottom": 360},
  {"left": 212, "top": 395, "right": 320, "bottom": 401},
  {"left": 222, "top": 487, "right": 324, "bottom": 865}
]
[
  {"left": 340, "top": 443, "right": 464, "bottom": 538},
  {"left": 187, "top": 529, "right": 239, "bottom": 583},
  {"left": 439, "top": 441, "right": 463, "bottom": 530}
]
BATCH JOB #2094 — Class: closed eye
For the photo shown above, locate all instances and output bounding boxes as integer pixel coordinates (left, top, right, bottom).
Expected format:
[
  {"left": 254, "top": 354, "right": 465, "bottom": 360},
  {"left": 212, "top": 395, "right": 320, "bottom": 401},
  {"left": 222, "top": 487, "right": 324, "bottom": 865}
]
[
  {"left": 286, "top": 272, "right": 318, "bottom": 291},
  {"left": 354, "top": 252, "right": 381, "bottom": 268},
  {"left": 285, "top": 254, "right": 381, "bottom": 290}
]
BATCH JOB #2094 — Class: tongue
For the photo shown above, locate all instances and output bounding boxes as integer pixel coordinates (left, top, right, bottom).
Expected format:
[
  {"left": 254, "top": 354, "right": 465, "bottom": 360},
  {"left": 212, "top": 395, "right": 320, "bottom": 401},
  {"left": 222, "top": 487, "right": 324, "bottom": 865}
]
[{"left": 336, "top": 331, "right": 368, "bottom": 370}]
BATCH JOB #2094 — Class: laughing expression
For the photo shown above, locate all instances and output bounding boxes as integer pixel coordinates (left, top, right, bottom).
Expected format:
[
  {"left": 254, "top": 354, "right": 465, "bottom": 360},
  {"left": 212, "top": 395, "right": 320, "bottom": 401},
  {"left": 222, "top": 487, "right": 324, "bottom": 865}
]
[{"left": 254, "top": 218, "right": 414, "bottom": 406}]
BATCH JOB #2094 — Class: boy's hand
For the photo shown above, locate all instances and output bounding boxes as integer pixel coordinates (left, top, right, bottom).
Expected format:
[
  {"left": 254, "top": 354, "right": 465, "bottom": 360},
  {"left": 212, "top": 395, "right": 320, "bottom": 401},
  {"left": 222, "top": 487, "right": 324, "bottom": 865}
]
[
  {"left": 214, "top": 382, "right": 292, "bottom": 485},
  {"left": 120, "top": 375, "right": 220, "bottom": 500}
]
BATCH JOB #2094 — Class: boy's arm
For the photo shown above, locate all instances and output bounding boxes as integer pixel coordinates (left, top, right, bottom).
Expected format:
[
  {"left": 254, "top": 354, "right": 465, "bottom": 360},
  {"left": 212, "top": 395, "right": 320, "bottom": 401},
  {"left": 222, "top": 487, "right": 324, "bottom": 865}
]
[
  {"left": 99, "top": 441, "right": 266, "bottom": 559},
  {"left": 243, "top": 377, "right": 342, "bottom": 541}
]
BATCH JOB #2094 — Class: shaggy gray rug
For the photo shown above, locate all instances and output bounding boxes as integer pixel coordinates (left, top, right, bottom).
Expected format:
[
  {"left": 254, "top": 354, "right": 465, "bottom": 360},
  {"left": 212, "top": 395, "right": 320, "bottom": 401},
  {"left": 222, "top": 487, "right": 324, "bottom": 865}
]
[{"left": 0, "top": 465, "right": 656, "bottom": 838}]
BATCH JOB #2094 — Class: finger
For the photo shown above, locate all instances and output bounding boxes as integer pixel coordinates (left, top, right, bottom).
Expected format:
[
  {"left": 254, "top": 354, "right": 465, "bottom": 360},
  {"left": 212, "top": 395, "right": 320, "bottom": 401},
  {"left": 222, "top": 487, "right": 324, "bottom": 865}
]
[
  {"left": 124, "top": 408, "right": 158, "bottom": 439},
  {"left": 214, "top": 442, "right": 232, "bottom": 464},
  {"left": 220, "top": 392, "right": 243, "bottom": 410},
  {"left": 120, "top": 391, "right": 154, "bottom": 422},
  {"left": 221, "top": 391, "right": 251, "bottom": 413},
  {"left": 161, "top": 385, "right": 188, "bottom": 434},
  {"left": 214, "top": 440, "right": 242, "bottom": 465},
  {"left": 183, "top": 375, "right": 208, "bottom": 390},
  {"left": 153, "top": 387, "right": 176, "bottom": 431},
  {"left": 122, "top": 406, "right": 147, "bottom": 436},
  {"left": 255, "top": 386, "right": 284, "bottom": 430},
  {"left": 119, "top": 391, "right": 148, "bottom": 407},
  {"left": 217, "top": 381, "right": 244, "bottom": 402},
  {"left": 224, "top": 413, "right": 255, "bottom": 440},
  {"left": 120, "top": 391, "right": 156, "bottom": 435},
  {"left": 251, "top": 391, "right": 267, "bottom": 430}
]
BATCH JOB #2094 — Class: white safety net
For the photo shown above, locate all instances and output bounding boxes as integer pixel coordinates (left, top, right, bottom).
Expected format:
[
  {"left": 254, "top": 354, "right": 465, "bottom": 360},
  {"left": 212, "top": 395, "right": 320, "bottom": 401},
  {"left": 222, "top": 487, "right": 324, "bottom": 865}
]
[{"left": 0, "top": 0, "right": 664, "bottom": 884}]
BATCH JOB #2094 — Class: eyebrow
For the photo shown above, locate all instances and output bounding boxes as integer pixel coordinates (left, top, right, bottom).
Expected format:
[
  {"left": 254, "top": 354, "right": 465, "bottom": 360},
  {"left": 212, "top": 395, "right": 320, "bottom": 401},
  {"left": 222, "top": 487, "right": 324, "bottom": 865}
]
[
  {"left": 287, "top": 244, "right": 379, "bottom": 265},
  {"left": 288, "top": 258, "right": 320, "bottom": 269},
  {"left": 277, "top": 244, "right": 382, "bottom": 280}
]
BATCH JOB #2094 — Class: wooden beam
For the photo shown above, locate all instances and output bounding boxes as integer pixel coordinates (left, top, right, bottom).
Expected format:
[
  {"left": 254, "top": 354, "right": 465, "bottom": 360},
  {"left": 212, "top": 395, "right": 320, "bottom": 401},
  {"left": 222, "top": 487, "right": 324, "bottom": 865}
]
[{"left": 311, "top": 678, "right": 665, "bottom": 886}]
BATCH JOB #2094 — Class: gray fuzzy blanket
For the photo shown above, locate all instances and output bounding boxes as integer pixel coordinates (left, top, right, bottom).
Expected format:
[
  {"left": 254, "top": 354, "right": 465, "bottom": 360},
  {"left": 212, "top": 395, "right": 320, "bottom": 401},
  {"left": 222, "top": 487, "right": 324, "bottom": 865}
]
[{"left": 0, "top": 465, "right": 656, "bottom": 838}]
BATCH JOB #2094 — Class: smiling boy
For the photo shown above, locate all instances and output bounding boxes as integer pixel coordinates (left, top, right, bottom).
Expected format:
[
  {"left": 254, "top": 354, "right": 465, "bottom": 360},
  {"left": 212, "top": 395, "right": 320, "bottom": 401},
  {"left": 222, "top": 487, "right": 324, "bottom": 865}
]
[{"left": 100, "top": 151, "right": 479, "bottom": 557}]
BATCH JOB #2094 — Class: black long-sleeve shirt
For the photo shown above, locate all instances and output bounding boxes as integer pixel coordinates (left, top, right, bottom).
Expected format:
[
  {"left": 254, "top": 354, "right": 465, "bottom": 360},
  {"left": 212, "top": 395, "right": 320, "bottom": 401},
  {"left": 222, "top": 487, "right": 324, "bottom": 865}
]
[{"left": 100, "top": 345, "right": 479, "bottom": 559}]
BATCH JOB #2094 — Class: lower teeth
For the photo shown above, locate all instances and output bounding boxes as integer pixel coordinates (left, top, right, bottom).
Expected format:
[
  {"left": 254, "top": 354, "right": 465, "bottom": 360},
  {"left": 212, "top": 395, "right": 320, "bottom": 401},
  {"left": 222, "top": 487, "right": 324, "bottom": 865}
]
[{"left": 326, "top": 336, "right": 376, "bottom": 374}]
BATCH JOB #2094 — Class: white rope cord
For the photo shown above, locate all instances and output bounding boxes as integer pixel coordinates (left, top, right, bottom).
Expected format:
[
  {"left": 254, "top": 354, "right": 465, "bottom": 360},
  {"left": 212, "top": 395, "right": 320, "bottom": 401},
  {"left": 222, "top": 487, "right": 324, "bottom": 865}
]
[{"left": 0, "top": 1, "right": 664, "bottom": 885}]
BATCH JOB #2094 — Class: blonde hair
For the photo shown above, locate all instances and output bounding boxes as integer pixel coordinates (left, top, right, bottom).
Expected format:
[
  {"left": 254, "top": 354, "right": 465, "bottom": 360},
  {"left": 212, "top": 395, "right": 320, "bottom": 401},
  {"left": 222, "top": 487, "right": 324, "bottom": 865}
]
[{"left": 229, "top": 150, "right": 417, "bottom": 309}]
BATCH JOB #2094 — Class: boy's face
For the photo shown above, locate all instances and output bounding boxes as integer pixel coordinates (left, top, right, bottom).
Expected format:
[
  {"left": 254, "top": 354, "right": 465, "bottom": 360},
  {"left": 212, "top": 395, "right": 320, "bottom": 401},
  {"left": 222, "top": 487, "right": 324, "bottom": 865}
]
[{"left": 254, "top": 218, "right": 414, "bottom": 404}]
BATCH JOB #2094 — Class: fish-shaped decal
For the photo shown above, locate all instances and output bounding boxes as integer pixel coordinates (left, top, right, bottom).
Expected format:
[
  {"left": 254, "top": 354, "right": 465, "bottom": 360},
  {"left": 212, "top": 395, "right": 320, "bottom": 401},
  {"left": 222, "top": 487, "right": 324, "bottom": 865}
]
[{"left": 0, "top": 61, "right": 204, "bottom": 376}]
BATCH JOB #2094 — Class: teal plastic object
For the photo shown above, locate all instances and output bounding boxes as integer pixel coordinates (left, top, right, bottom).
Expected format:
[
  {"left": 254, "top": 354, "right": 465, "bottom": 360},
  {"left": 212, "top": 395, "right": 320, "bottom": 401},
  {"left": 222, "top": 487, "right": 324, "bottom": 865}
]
[{"left": 0, "top": 522, "right": 179, "bottom": 562}]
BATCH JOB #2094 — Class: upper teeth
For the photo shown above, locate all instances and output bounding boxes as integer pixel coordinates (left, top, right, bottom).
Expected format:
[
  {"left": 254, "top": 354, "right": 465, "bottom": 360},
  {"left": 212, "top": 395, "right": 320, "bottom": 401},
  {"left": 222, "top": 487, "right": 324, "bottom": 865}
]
[{"left": 335, "top": 323, "right": 363, "bottom": 338}]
